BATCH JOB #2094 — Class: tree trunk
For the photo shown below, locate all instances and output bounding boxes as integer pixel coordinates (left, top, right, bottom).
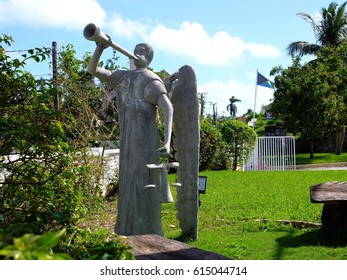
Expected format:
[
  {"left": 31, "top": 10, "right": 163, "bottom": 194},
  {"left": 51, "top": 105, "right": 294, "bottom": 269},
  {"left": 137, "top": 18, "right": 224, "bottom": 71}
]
[
  {"left": 335, "top": 125, "right": 345, "bottom": 155},
  {"left": 232, "top": 142, "right": 239, "bottom": 171},
  {"left": 309, "top": 140, "right": 314, "bottom": 159},
  {"left": 232, "top": 156, "right": 238, "bottom": 171}
]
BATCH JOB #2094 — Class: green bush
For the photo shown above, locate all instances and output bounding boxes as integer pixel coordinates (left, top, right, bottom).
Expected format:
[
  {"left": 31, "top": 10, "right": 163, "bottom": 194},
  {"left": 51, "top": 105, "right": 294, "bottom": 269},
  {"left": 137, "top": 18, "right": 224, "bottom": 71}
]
[
  {"left": 199, "top": 118, "right": 223, "bottom": 170},
  {"left": 218, "top": 119, "right": 257, "bottom": 170},
  {"left": 60, "top": 227, "right": 135, "bottom": 260},
  {"left": 0, "top": 229, "right": 71, "bottom": 260},
  {"left": 0, "top": 228, "right": 135, "bottom": 260},
  {"left": 0, "top": 34, "right": 133, "bottom": 260},
  {"left": 0, "top": 34, "right": 104, "bottom": 232},
  {"left": 199, "top": 117, "right": 257, "bottom": 171}
]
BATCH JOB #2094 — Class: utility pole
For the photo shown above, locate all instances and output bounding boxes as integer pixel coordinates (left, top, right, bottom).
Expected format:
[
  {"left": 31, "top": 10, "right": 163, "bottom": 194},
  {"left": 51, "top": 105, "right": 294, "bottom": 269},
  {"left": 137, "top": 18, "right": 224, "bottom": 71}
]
[
  {"left": 213, "top": 103, "right": 217, "bottom": 126},
  {"left": 52, "top": 41, "right": 59, "bottom": 111}
]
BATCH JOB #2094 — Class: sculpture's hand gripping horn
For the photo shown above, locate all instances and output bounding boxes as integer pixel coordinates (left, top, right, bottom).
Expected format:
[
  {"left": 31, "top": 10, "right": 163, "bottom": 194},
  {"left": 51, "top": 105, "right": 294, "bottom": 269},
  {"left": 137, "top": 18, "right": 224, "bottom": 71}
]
[{"left": 83, "top": 23, "right": 138, "bottom": 61}]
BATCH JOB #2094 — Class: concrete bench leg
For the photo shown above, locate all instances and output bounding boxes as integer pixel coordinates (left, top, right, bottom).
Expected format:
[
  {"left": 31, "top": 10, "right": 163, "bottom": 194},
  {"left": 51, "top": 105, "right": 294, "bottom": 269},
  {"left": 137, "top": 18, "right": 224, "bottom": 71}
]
[{"left": 321, "top": 202, "right": 347, "bottom": 236}]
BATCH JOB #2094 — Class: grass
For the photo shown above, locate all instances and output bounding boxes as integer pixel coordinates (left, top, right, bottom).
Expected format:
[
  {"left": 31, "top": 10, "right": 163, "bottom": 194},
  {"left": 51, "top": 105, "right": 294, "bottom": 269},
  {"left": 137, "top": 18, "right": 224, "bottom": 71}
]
[
  {"left": 161, "top": 170, "right": 347, "bottom": 260},
  {"left": 296, "top": 152, "right": 347, "bottom": 165},
  {"left": 87, "top": 152, "right": 347, "bottom": 259}
]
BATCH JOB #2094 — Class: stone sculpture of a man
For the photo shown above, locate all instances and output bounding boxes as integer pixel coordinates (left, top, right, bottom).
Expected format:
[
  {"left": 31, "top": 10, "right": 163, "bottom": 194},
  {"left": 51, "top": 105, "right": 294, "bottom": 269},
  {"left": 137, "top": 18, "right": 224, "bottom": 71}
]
[{"left": 87, "top": 40, "right": 173, "bottom": 236}]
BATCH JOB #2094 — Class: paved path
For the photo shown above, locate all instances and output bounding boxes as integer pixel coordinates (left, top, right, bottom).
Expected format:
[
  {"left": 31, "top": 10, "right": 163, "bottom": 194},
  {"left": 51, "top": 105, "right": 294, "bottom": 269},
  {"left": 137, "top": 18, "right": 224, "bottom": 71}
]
[{"left": 297, "top": 162, "right": 347, "bottom": 170}]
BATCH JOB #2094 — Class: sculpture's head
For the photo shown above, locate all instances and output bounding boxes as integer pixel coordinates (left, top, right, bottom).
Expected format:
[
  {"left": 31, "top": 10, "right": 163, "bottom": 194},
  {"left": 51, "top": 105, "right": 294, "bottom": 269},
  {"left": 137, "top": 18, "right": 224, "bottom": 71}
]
[{"left": 133, "top": 43, "right": 154, "bottom": 69}]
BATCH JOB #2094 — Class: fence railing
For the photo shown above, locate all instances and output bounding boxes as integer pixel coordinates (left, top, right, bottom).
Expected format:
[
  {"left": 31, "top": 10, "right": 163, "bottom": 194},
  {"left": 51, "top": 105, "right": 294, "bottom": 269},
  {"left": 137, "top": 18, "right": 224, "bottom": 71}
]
[{"left": 244, "top": 136, "right": 296, "bottom": 171}]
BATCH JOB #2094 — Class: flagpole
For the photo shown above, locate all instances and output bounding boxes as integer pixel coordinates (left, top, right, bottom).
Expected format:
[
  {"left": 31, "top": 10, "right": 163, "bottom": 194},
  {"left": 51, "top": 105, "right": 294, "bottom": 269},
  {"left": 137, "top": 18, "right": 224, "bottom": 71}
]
[{"left": 252, "top": 69, "right": 258, "bottom": 129}]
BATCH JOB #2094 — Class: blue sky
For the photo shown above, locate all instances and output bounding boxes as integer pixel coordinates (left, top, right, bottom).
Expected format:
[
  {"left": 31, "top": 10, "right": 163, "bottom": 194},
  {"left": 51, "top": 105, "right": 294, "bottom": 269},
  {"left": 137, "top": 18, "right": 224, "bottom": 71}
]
[{"left": 0, "top": 0, "right": 341, "bottom": 116}]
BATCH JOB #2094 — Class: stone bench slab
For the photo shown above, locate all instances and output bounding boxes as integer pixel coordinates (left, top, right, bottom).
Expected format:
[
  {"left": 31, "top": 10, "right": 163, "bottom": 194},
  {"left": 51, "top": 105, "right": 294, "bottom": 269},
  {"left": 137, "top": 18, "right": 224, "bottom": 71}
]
[
  {"left": 310, "top": 182, "right": 347, "bottom": 203},
  {"left": 127, "top": 234, "right": 230, "bottom": 260}
]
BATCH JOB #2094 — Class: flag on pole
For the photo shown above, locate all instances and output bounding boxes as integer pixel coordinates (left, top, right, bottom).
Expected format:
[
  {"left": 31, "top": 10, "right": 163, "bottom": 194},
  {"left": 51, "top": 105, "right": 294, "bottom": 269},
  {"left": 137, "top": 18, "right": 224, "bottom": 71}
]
[
  {"left": 257, "top": 72, "right": 274, "bottom": 89},
  {"left": 252, "top": 70, "right": 275, "bottom": 129}
]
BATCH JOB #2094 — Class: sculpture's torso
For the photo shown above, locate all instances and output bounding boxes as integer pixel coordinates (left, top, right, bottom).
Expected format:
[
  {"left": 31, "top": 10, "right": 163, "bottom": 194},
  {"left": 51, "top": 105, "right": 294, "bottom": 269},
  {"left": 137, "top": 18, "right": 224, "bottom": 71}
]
[{"left": 112, "top": 68, "right": 163, "bottom": 235}]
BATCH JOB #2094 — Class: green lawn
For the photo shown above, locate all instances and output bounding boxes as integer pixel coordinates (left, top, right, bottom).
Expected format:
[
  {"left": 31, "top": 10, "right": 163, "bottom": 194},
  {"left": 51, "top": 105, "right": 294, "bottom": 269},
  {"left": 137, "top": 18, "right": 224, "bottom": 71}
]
[
  {"left": 296, "top": 152, "right": 347, "bottom": 165},
  {"left": 162, "top": 170, "right": 347, "bottom": 260}
]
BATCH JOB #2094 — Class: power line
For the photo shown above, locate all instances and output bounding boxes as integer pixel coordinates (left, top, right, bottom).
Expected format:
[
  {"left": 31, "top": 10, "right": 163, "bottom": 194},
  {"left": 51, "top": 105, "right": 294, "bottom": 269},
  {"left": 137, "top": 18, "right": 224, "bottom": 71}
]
[
  {"left": 5, "top": 48, "right": 52, "bottom": 53},
  {"left": 33, "top": 74, "right": 51, "bottom": 77},
  {"left": 4, "top": 45, "right": 54, "bottom": 78}
]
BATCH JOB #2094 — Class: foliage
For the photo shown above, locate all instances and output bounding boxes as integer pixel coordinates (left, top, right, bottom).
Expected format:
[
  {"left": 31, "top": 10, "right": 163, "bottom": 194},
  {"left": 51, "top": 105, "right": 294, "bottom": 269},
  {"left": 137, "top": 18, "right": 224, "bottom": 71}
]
[
  {"left": 0, "top": 34, "right": 133, "bottom": 260},
  {"left": 218, "top": 118, "right": 257, "bottom": 170},
  {"left": 199, "top": 117, "right": 223, "bottom": 170},
  {"left": 282, "top": 1, "right": 347, "bottom": 156},
  {"left": 315, "top": 43, "right": 347, "bottom": 154},
  {"left": 0, "top": 227, "right": 135, "bottom": 260},
  {"left": 244, "top": 109, "right": 256, "bottom": 123},
  {"left": 199, "top": 116, "right": 257, "bottom": 171},
  {"left": 57, "top": 44, "right": 120, "bottom": 147},
  {"left": 272, "top": 41, "right": 347, "bottom": 158},
  {"left": 0, "top": 35, "right": 108, "bottom": 233},
  {"left": 60, "top": 227, "right": 135, "bottom": 260},
  {"left": 249, "top": 111, "right": 279, "bottom": 136},
  {"left": 0, "top": 229, "right": 71, "bottom": 260},
  {"left": 270, "top": 58, "right": 330, "bottom": 158},
  {"left": 287, "top": 1, "right": 347, "bottom": 56},
  {"left": 56, "top": 44, "right": 121, "bottom": 196}
]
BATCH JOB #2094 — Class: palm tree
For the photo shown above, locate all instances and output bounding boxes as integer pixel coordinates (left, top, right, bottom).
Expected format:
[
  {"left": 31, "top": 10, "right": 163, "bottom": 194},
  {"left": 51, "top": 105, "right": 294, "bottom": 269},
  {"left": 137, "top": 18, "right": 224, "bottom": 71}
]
[
  {"left": 287, "top": 1, "right": 347, "bottom": 56},
  {"left": 226, "top": 96, "right": 241, "bottom": 119},
  {"left": 287, "top": 1, "right": 347, "bottom": 155}
]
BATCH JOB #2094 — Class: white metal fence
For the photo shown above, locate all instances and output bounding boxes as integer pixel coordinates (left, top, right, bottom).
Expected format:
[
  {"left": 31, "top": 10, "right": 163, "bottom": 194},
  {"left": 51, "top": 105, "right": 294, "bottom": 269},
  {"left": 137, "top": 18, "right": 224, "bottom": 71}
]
[{"left": 244, "top": 136, "right": 296, "bottom": 171}]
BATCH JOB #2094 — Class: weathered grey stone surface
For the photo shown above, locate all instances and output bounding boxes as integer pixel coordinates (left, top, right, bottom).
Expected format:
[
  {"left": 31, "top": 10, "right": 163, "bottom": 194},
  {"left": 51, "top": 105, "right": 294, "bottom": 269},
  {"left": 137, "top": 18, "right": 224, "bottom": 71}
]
[
  {"left": 310, "top": 182, "right": 347, "bottom": 236},
  {"left": 87, "top": 37, "right": 173, "bottom": 236},
  {"left": 85, "top": 25, "right": 199, "bottom": 239},
  {"left": 170, "top": 65, "right": 200, "bottom": 240},
  {"left": 128, "top": 234, "right": 231, "bottom": 260},
  {"left": 114, "top": 68, "right": 163, "bottom": 235}
]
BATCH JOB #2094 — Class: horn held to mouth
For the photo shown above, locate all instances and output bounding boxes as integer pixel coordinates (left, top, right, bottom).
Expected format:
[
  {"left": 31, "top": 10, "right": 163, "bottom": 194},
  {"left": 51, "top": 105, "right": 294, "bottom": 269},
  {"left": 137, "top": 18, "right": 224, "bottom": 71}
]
[{"left": 83, "top": 23, "right": 138, "bottom": 61}]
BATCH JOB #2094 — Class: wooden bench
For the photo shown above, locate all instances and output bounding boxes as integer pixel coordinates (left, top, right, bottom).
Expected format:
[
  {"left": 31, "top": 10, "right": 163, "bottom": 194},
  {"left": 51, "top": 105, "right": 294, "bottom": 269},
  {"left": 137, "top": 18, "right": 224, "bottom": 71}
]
[
  {"left": 127, "top": 234, "right": 231, "bottom": 260},
  {"left": 310, "top": 182, "right": 347, "bottom": 235}
]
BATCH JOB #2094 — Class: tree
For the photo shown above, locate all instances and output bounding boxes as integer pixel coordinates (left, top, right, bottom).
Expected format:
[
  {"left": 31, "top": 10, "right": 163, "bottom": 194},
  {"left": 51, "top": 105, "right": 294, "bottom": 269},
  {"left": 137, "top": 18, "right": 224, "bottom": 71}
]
[
  {"left": 199, "top": 117, "right": 222, "bottom": 170},
  {"left": 57, "top": 44, "right": 120, "bottom": 147},
  {"left": 0, "top": 35, "right": 108, "bottom": 232},
  {"left": 270, "top": 53, "right": 344, "bottom": 158},
  {"left": 218, "top": 119, "right": 256, "bottom": 171},
  {"left": 287, "top": 1, "right": 347, "bottom": 56},
  {"left": 316, "top": 43, "right": 347, "bottom": 154},
  {"left": 226, "top": 96, "right": 241, "bottom": 119}
]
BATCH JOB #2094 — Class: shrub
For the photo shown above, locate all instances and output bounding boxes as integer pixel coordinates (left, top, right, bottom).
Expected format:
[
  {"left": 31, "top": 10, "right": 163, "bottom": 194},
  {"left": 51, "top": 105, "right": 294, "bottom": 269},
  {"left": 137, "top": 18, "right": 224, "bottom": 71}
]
[
  {"left": 0, "top": 34, "right": 103, "bottom": 232},
  {"left": 60, "top": 227, "right": 135, "bottom": 260},
  {"left": 199, "top": 117, "right": 223, "bottom": 170},
  {"left": 218, "top": 119, "right": 257, "bottom": 170},
  {"left": 0, "top": 228, "right": 135, "bottom": 260},
  {"left": 0, "top": 229, "right": 71, "bottom": 260}
]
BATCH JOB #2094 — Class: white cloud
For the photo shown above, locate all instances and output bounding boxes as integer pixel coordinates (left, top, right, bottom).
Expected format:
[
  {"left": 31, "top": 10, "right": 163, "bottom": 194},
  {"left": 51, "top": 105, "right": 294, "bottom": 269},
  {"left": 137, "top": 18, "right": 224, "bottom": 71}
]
[
  {"left": 144, "top": 21, "right": 281, "bottom": 66},
  {"left": 0, "top": 4, "right": 281, "bottom": 67},
  {"left": 144, "top": 22, "right": 243, "bottom": 66},
  {"left": 101, "top": 15, "right": 281, "bottom": 66},
  {"left": 199, "top": 78, "right": 274, "bottom": 116},
  {"left": 107, "top": 13, "right": 148, "bottom": 40},
  {"left": 0, "top": 0, "right": 106, "bottom": 29},
  {"left": 246, "top": 42, "right": 281, "bottom": 58}
]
